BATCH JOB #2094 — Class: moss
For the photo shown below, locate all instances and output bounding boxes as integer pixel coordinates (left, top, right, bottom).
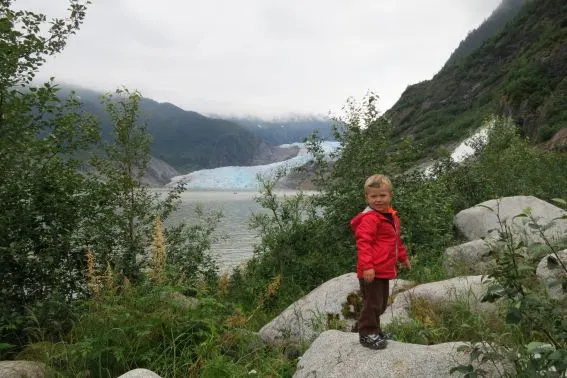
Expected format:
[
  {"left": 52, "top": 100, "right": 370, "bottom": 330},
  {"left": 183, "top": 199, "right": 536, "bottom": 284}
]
[{"left": 341, "top": 291, "right": 362, "bottom": 320}]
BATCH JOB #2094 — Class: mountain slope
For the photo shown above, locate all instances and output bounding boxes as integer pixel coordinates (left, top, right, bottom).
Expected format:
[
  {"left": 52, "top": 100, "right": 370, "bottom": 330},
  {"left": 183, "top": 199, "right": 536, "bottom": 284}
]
[
  {"left": 228, "top": 116, "right": 335, "bottom": 145},
  {"left": 444, "top": 0, "right": 527, "bottom": 67},
  {"left": 386, "top": 0, "right": 567, "bottom": 152},
  {"left": 61, "top": 87, "right": 269, "bottom": 172}
]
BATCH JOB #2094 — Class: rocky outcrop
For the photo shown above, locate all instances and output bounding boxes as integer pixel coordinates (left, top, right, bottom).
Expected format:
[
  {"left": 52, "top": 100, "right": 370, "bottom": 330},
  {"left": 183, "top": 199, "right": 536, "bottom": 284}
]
[
  {"left": 140, "top": 156, "right": 180, "bottom": 187},
  {"left": 259, "top": 273, "right": 414, "bottom": 346},
  {"left": 444, "top": 234, "right": 501, "bottom": 276},
  {"left": 454, "top": 196, "right": 566, "bottom": 243},
  {"left": 381, "top": 276, "right": 495, "bottom": 328},
  {"left": 544, "top": 127, "right": 567, "bottom": 152},
  {"left": 117, "top": 369, "right": 162, "bottom": 378},
  {"left": 293, "top": 330, "right": 501, "bottom": 378},
  {"left": 0, "top": 361, "right": 45, "bottom": 378},
  {"left": 536, "top": 249, "right": 567, "bottom": 301},
  {"left": 446, "top": 196, "right": 567, "bottom": 275},
  {"left": 251, "top": 144, "right": 300, "bottom": 166}
]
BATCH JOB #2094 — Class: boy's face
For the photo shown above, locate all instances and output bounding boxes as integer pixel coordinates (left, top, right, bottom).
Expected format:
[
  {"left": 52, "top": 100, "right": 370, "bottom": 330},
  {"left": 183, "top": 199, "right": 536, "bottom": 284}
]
[{"left": 365, "top": 186, "right": 392, "bottom": 212}]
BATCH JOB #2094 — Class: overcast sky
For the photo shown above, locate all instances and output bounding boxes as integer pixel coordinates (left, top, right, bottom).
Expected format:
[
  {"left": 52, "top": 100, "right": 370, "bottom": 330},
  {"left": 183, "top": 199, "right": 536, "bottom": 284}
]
[{"left": 16, "top": 0, "right": 501, "bottom": 119}]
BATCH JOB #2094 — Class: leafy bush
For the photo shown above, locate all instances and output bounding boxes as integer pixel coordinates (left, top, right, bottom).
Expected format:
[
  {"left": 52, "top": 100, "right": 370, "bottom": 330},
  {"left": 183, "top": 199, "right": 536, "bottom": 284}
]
[{"left": 453, "top": 202, "right": 567, "bottom": 377}]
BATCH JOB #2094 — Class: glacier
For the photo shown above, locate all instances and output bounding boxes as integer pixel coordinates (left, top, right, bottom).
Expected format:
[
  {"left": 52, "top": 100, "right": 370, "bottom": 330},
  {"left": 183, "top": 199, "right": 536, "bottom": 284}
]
[
  {"left": 167, "top": 141, "right": 340, "bottom": 190},
  {"left": 167, "top": 123, "right": 493, "bottom": 190}
]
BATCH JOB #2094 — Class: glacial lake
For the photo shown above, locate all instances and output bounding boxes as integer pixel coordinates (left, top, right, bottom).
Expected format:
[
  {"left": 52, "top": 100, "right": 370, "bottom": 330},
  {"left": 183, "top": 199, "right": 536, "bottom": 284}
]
[{"left": 153, "top": 189, "right": 312, "bottom": 272}]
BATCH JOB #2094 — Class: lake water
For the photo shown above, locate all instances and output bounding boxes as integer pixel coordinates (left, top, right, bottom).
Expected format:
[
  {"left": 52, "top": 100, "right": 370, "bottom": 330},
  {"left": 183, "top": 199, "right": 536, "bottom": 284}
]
[{"left": 153, "top": 189, "right": 306, "bottom": 272}]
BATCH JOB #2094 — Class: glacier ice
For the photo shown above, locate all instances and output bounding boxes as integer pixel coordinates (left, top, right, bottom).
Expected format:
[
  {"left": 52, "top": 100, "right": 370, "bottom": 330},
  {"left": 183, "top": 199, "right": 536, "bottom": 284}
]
[{"left": 168, "top": 141, "right": 340, "bottom": 190}]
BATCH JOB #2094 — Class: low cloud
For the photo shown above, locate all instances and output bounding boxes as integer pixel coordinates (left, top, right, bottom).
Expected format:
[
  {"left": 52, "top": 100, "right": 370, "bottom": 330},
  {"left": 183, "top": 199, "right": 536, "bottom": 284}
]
[{"left": 17, "top": 0, "right": 501, "bottom": 118}]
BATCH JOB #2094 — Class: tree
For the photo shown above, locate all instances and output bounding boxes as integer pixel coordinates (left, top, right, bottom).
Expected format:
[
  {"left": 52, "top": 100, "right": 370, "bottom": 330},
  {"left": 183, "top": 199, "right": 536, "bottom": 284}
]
[
  {"left": 0, "top": 0, "right": 94, "bottom": 349},
  {"left": 83, "top": 89, "right": 182, "bottom": 281}
]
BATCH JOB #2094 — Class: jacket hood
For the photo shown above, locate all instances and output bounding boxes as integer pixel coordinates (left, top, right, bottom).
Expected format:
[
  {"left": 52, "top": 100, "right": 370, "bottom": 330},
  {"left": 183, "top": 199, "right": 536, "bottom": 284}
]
[{"left": 350, "top": 206, "right": 396, "bottom": 231}]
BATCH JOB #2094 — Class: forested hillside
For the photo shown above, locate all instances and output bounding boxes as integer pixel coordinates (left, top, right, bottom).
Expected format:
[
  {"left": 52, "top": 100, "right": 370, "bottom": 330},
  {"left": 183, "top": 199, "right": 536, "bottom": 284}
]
[
  {"left": 444, "top": 0, "right": 527, "bottom": 67},
  {"left": 60, "top": 87, "right": 270, "bottom": 172},
  {"left": 386, "top": 0, "right": 567, "bottom": 152}
]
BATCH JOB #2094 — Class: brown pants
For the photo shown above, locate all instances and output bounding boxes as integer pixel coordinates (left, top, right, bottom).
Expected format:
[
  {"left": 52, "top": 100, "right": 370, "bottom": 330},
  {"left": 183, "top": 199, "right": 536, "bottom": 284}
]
[{"left": 358, "top": 278, "right": 390, "bottom": 336}]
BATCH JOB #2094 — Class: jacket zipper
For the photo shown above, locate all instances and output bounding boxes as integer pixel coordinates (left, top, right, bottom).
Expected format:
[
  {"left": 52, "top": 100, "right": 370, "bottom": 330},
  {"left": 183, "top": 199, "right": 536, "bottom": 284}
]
[
  {"left": 394, "top": 224, "right": 398, "bottom": 261},
  {"left": 374, "top": 209, "right": 399, "bottom": 262}
]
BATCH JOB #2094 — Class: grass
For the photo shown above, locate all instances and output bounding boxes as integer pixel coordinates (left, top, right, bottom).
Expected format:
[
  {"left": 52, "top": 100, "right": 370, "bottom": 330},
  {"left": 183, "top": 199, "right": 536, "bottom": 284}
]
[
  {"left": 385, "top": 295, "right": 512, "bottom": 346},
  {"left": 20, "top": 283, "right": 296, "bottom": 378}
]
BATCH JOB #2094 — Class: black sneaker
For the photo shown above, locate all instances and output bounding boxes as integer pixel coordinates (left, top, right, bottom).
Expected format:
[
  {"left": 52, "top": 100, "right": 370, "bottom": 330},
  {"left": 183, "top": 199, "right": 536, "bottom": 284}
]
[
  {"left": 379, "top": 331, "right": 393, "bottom": 340},
  {"left": 359, "top": 333, "right": 387, "bottom": 349}
]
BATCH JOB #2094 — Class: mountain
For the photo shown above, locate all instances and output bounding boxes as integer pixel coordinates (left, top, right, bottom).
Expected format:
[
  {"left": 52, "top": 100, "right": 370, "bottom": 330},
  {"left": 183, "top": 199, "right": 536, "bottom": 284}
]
[
  {"left": 386, "top": 0, "right": 567, "bottom": 153},
  {"left": 443, "top": 0, "right": 527, "bottom": 67},
  {"left": 59, "top": 87, "right": 271, "bottom": 173},
  {"left": 227, "top": 116, "right": 336, "bottom": 145}
]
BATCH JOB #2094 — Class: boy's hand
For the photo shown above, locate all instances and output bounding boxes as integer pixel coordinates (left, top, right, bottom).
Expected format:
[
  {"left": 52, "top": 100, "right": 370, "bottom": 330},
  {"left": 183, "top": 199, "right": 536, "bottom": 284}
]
[
  {"left": 362, "top": 269, "right": 375, "bottom": 282},
  {"left": 401, "top": 259, "right": 411, "bottom": 270}
]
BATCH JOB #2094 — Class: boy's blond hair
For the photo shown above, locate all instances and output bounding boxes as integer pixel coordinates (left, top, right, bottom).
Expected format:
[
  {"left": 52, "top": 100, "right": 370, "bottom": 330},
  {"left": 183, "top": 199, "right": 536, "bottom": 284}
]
[{"left": 364, "top": 174, "right": 392, "bottom": 193}]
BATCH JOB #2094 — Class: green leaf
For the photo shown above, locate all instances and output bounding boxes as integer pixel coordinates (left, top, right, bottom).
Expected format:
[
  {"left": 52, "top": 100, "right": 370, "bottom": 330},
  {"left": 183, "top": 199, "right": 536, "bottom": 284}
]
[
  {"left": 477, "top": 204, "right": 494, "bottom": 212},
  {"left": 450, "top": 365, "right": 474, "bottom": 374},
  {"left": 506, "top": 308, "right": 522, "bottom": 324},
  {"left": 527, "top": 223, "right": 540, "bottom": 230},
  {"left": 526, "top": 341, "right": 554, "bottom": 354},
  {"left": 517, "top": 264, "right": 533, "bottom": 273},
  {"left": 481, "top": 284, "right": 505, "bottom": 302},
  {"left": 0, "top": 343, "right": 15, "bottom": 351},
  {"left": 551, "top": 198, "right": 567, "bottom": 206}
]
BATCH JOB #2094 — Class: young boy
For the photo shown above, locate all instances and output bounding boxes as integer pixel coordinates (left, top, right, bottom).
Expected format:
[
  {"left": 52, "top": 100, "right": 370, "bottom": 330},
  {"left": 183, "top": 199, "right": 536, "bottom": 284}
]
[{"left": 350, "top": 174, "right": 411, "bottom": 349}]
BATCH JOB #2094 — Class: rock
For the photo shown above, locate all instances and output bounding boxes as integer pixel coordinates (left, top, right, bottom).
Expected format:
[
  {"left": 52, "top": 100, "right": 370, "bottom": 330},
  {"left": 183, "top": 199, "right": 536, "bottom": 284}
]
[
  {"left": 381, "top": 276, "right": 495, "bottom": 328},
  {"left": 544, "top": 127, "right": 567, "bottom": 152},
  {"left": 259, "top": 273, "right": 414, "bottom": 346},
  {"left": 444, "top": 237, "right": 502, "bottom": 275},
  {"left": 0, "top": 361, "right": 45, "bottom": 378},
  {"left": 294, "top": 330, "right": 501, "bottom": 378},
  {"left": 536, "top": 249, "right": 567, "bottom": 301},
  {"left": 454, "top": 196, "right": 567, "bottom": 244},
  {"left": 117, "top": 368, "right": 163, "bottom": 378},
  {"left": 447, "top": 196, "right": 567, "bottom": 275},
  {"left": 140, "top": 156, "right": 180, "bottom": 187}
]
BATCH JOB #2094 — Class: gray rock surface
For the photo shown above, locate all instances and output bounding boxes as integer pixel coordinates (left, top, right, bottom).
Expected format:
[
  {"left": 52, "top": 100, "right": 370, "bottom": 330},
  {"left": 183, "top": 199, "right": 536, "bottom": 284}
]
[
  {"left": 117, "top": 368, "right": 163, "bottom": 378},
  {"left": 141, "top": 156, "right": 179, "bottom": 187},
  {"left": 293, "top": 330, "right": 500, "bottom": 378},
  {"left": 444, "top": 237, "right": 500, "bottom": 275},
  {"left": 454, "top": 196, "right": 567, "bottom": 243},
  {"left": 260, "top": 273, "right": 414, "bottom": 346},
  {"left": 536, "top": 249, "right": 567, "bottom": 301},
  {"left": 381, "top": 276, "right": 494, "bottom": 328},
  {"left": 0, "top": 361, "right": 45, "bottom": 378}
]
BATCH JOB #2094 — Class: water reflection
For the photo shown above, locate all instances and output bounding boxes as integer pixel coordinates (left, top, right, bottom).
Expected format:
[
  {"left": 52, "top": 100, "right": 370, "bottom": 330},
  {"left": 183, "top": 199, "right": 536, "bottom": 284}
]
[{"left": 153, "top": 189, "right": 308, "bottom": 272}]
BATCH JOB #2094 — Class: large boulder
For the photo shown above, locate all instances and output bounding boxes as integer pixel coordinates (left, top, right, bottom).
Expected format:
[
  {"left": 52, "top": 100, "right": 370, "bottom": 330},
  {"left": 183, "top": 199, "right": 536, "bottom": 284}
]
[
  {"left": 536, "top": 249, "right": 567, "bottom": 301},
  {"left": 454, "top": 196, "right": 567, "bottom": 243},
  {"left": 259, "top": 273, "right": 414, "bottom": 346},
  {"left": 294, "top": 330, "right": 501, "bottom": 377},
  {"left": 0, "top": 361, "right": 45, "bottom": 378},
  {"left": 444, "top": 238, "right": 497, "bottom": 276},
  {"left": 446, "top": 196, "right": 567, "bottom": 275},
  {"left": 381, "top": 276, "right": 495, "bottom": 328},
  {"left": 117, "top": 369, "right": 163, "bottom": 378}
]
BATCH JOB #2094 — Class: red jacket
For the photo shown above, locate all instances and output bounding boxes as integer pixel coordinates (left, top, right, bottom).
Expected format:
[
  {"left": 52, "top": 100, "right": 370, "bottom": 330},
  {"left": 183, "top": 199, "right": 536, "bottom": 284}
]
[{"left": 351, "top": 207, "right": 408, "bottom": 279}]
